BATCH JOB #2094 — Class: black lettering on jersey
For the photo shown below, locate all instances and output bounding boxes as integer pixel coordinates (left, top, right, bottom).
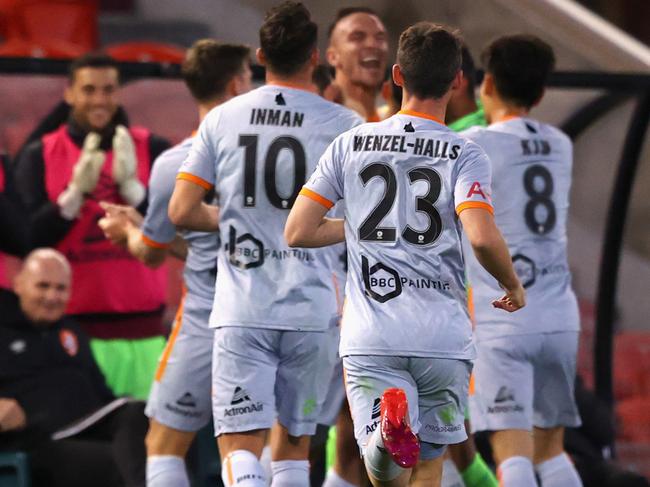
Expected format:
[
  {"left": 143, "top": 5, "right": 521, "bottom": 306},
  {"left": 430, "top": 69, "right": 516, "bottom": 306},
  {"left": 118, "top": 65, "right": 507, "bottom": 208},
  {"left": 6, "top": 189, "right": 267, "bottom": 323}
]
[
  {"left": 381, "top": 136, "right": 391, "bottom": 152},
  {"left": 372, "top": 135, "right": 383, "bottom": 151},
  {"left": 449, "top": 145, "right": 460, "bottom": 160},
  {"left": 249, "top": 109, "right": 304, "bottom": 127},
  {"left": 353, "top": 136, "right": 364, "bottom": 151},
  {"left": 423, "top": 139, "right": 434, "bottom": 157},
  {"left": 521, "top": 139, "right": 551, "bottom": 156},
  {"left": 414, "top": 138, "right": 424, "bottom": 155}
]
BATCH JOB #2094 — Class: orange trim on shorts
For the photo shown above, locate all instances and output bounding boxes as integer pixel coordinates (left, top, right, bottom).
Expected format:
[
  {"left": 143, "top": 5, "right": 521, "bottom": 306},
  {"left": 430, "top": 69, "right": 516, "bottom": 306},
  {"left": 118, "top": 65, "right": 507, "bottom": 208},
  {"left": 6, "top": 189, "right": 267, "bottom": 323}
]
[
  {"left": 468, "top": 284, "right": 475, "bottom": 327},
  {"left": 141, "top": 234, "right": 170, "bottom": 249},
  {"left": 468, "top": 373, "right": 476, "bottom": 396},
  {"left": 398, "top": 109, "right": 445, "bottom": 125},
  {"left": 456, "top": 201, "right": 494, "bottom": 216},
  {"left": 299, "top": 188, "right": 334, "bottom": 209},
  {"left": 332, "top": 273, "right": 343, "bottom": 318},
  {"left": 177, "top": 172, "right": 214, "bottom": 190},
  {"left": 154, "top": 291, "right": 185, "bottom": 382}
]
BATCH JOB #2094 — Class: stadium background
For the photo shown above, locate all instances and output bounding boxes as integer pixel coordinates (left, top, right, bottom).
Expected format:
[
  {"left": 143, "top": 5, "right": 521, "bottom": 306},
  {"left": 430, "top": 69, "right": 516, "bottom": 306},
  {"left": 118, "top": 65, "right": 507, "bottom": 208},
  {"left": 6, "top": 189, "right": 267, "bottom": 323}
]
[{"left": 0, "top": 0, "right": 648, "bottom": 480}]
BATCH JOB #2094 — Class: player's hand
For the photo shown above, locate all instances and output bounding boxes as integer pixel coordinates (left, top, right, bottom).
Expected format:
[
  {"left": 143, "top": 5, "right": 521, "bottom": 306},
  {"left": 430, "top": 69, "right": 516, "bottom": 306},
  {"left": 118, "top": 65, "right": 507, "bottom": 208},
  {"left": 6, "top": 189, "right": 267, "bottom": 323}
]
[
  {"left": 112, "top": 125, "right": 146, "bottom": 206},
  {"left": 70, "top": 132, "right": 105, "bottom": 194},
  {"left": 0, "top": 398, "right": 26, "bottom": 433},
  {"left": 492, "top": 282, "right": 526, "bottom": 312},
  {"left": 100, "top": 201, "right": 144, "bottom": 227}
]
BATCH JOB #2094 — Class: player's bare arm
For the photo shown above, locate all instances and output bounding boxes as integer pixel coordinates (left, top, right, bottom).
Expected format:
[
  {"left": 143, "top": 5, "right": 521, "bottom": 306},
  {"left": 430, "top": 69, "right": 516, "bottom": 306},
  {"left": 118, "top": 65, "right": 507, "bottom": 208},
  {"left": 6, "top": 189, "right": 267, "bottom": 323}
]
[
  {"left": 168, "top": 178, "right": 219, "bottom": 232},
  {"left": 459, "top": 207, "right": 525, "bottom": 312},
  {"left": 285, "top": 195, "right": 345, "bottom": 248},
  {"left": 99, "top": 202, "right": 188, "bottom": 266}
]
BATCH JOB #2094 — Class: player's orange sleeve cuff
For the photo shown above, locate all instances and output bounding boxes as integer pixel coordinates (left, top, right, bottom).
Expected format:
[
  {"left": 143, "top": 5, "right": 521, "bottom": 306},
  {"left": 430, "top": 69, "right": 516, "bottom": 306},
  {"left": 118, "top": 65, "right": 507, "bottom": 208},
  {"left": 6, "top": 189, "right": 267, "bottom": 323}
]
[
  {"left": 141, "top": 234, "right": 170, "bottom": 249},
  {"left": 299, "top": 188, "right": 334, "bottom": 209},
  {"left": 177, "top": 172, "right": 214, "bottom": 190},
  {"left": 456, "top": 201, "right": 494, "bottom": 216}
]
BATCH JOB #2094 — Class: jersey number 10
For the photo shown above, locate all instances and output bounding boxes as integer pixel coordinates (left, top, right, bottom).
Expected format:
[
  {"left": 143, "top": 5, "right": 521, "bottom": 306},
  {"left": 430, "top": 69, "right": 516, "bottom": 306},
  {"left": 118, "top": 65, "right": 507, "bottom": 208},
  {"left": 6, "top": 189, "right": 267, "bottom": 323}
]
[{"left": 239, "top": 135, "right": 306, "bottom": 210}]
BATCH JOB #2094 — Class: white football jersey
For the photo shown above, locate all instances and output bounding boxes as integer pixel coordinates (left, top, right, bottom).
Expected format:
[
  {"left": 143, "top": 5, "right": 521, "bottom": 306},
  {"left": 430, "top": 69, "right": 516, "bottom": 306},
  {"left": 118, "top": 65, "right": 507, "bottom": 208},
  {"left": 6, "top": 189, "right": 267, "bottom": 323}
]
[
  {"left": 303, "top": 111, "right": 494, "bottom": 359},
  {"left": 179, "top": 84, "right": 362, "bottom": 331},
  {"left": 142, "top": 137, "right": 218, "bottom": 309},
  {"left": 463, "top": 117, "right": 579, "bottom": 338}
]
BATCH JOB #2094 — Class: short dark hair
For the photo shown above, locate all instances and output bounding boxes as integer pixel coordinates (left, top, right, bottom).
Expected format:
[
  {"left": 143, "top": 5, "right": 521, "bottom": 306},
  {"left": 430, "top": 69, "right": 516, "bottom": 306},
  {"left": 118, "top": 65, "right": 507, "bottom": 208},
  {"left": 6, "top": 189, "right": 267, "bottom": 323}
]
[
  {"left": 182, "top": 39, "right": 250, "bottom": 102},
  {"left": 460, "top": 45, "right": 477, "bottom": 97},
  {"left": 69, "top": 52, "right": 120, "bottom": 83},
  {"left": 312, "top": 64, "right": 334, "bottom": 95},
  {"left": 481, "top": 34, "right": 555, "bottom": 108},
  {"left": 327, "top": 6, "right": 378, "bottom": 39},
  {"left": 397, "top": 22, "right": 462, "bottom": 99},
  {"left": 259, "top": 1, "right": 317, "bottom": 76}
]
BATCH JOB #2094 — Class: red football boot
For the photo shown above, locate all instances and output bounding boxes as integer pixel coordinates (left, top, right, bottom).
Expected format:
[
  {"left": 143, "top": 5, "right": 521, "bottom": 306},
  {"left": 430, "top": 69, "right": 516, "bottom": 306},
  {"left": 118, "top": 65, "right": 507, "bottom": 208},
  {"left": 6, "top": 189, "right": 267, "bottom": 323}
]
[{"left": 379, "top": 388, "right": 420, "bottom": 468}]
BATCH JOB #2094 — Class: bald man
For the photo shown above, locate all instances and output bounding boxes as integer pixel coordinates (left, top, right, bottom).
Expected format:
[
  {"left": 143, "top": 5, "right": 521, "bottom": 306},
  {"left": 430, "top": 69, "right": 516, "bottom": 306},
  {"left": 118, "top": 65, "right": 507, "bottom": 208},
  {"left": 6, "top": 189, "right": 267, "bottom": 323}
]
[
  {"left": 0, "top": 249, "right": 147, "bottom": 487},
  {"left": 327, "top": 7, "right": 388, "bottom": 121}
]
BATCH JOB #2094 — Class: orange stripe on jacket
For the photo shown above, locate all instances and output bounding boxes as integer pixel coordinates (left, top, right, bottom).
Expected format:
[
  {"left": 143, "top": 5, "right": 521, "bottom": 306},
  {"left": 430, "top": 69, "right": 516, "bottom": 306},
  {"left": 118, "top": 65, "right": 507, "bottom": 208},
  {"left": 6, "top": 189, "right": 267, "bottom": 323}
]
[
  {"left": 141, "top": 234, "right": 170, "bottom": 249},
  {"left": 154, "top": 292, "right": 185, "bottom": 382},
  {"left": 456, "top": 201, "right": 494, "bottom": 216},
  {"left": 299, "top": 188, "right": 334, "bottom": 209},
  {"left": 177, "top": 172, "right": 214, "bottom": 190}
]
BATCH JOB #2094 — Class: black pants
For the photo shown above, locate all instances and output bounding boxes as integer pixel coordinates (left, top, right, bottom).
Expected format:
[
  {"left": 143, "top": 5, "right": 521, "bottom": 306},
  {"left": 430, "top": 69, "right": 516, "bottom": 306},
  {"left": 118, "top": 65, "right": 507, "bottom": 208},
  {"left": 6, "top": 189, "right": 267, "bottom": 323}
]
[{"left": 29, "top": 402, "right": 148, "bottom": 487}]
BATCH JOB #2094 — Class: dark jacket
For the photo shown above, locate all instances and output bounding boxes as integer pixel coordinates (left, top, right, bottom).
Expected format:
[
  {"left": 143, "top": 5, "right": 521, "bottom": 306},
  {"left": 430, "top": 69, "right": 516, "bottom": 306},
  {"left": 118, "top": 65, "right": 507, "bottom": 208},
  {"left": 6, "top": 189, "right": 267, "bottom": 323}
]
[{"left": 0, "top": 289, "right": 114, "bottom": 448}]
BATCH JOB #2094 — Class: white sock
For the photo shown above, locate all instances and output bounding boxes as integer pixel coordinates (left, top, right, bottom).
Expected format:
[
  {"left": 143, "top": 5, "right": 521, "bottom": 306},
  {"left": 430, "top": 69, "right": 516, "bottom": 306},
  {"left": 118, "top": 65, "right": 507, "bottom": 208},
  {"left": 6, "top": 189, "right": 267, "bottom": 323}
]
[
  {"left": 535, "top": 453, "right": 582, "bottom": 487},
  {"left": 498, "top": 456, "right": 537, "bottom": 487},
  {"left": 323, "top": 469, "right": 358, "bottom": 487},
  {"left": 441, "top": 458, "right": 464, "bottom": 487},
  {"left": 260, "top": 446, "right": 272, "bottom": 485},
  {"left": 363, "top": 427, "right": 406, "bottom": 482},
  {"left": 270, "top": 460, "right": 309, "bottom": 487},
  {"left": 146, "top": 455, "right": 190, "bottom": 487},
  {"left": 221, "top": 450, "right": 267, "bottom": 487}
]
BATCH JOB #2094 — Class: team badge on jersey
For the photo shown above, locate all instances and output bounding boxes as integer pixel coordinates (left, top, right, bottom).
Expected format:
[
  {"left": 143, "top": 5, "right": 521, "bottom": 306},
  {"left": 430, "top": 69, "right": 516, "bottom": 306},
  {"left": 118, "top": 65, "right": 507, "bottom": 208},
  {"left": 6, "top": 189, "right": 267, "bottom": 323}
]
[{"left": 59, "top": 329, "right": 79, "bottom": 357}]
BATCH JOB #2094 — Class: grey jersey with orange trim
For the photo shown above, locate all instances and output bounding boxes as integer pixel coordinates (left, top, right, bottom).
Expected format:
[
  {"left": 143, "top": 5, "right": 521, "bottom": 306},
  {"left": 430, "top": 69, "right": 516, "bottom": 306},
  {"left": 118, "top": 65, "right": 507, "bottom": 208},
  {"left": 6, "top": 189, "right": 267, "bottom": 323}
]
[
  {"left": 179, "top": 84, "right": 362, "bottom": 331},
  {"left": 303, "top": 111, "right": 493, "bottom": 359},
  {"left": 142, "top": 137, "right": 218, "bottom": 307},
  {"left": 462, "top": 118, "right": 579, "bottom": 338}
]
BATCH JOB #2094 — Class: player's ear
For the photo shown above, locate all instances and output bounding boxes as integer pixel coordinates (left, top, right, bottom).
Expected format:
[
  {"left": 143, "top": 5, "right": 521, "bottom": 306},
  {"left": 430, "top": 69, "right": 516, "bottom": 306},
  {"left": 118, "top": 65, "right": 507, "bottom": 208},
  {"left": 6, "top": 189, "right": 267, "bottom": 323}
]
[
  {"left": 256, "top": 48, "right": 266, "bottom": 67},
  {"left": 310, "top": 48, "right": 319, "bottom": 67},
  {"left": 481, "top": 73, "right": 495, "bottom": 97},
  {"left": 326, "top": 45, "right": 338, "bottom": 67},
  {"left": 392, "top": 64, "right": 403, "bottom": 87}
]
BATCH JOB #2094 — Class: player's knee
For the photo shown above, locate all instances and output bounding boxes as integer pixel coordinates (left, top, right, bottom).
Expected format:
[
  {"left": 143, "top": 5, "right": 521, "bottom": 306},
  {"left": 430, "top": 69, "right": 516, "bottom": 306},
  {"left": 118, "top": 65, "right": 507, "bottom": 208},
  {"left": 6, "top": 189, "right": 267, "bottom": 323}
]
[{"left": 146, "top": 420, "right": 195, "bottom": 456}]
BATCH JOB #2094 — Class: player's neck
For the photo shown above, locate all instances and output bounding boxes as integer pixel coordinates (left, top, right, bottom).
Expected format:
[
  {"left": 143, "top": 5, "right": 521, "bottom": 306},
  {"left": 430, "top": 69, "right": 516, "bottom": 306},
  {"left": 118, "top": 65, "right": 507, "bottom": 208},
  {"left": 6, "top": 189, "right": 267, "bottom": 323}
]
[
  {"left": 266, "top": 70, "right": 314, "bottom": 93},
  {"left": 197, "top": 96, "right": 228, "bottom": 123},
  {"left": 400, "top": 96, "right": 447, "bottom": 125},
  {"left": 335, "top": 74, "right": 379, "bottom": 120},
  {"left": 489, "top": 104, "right": 529, "bottom": 124}
]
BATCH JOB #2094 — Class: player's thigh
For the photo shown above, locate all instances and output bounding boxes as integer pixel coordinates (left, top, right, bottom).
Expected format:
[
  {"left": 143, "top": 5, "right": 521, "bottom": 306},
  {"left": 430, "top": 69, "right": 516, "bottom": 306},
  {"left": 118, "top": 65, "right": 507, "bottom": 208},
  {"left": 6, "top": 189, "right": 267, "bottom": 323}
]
[
  {"left": 146, "top": 305, "right": 214, "bottom": 435},
  {"left": 533, "top": 331, "right": 581, "bottom": 428},
  {"left": 275, "top": 327, "right": 339, "bottom": 438},
  {"left": 212, "top": 327, "right": 279, "bottom": 438},
  {"left": 413, "top": 358, "right": 471, "bottom": 453},
  {"left": 342, "top": 355, "right": 415, "bottom": 456},
  {"left": 469, "top": 335, "right": 535, "bottom": 433}
]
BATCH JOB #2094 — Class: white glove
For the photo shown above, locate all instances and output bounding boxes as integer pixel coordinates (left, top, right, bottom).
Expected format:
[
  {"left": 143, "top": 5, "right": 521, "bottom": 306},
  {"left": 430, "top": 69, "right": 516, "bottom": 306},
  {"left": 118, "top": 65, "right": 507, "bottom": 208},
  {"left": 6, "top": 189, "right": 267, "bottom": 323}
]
[
  {"left": 57, "top": 132, "right": 105, "bottom": 219},
  {"left": 112, "top": 125, "right": 146, "bottom": 206}
]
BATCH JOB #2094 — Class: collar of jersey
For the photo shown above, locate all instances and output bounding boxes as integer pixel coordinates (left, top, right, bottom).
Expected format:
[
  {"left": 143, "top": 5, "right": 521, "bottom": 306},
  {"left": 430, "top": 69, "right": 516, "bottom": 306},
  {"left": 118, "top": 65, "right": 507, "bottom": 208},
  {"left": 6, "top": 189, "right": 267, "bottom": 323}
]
[
  {"left": 492, "top": 114, "right": 521, "bottom": 125},
  {"left": 398, "top": 109, "right": 445, "bottom": 126},
  {"left": 266, "top": 81, "right": 315, "bottom": 93}
]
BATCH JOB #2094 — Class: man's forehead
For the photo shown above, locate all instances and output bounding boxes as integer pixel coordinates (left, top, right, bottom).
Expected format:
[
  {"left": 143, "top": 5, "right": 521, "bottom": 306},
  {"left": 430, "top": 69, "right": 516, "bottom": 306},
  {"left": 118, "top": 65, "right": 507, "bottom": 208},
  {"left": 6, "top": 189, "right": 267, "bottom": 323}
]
[
  {"left": 332, "top": 12, "right": 386, "bottom": 40},
  {"left": 72, "top": 66, "right": 120, "bottom": 85}
]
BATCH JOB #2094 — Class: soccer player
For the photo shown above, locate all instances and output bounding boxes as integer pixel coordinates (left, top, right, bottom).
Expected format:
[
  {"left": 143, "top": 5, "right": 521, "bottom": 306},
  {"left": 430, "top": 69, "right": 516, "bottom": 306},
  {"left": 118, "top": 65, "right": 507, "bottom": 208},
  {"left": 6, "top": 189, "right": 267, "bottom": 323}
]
[
  {"left": 285, "top": 22, "right": 524, "bottom": 487},
  {"left": 462, "top": 35, "right": 582, "bottom": 487},
  {"left": 168, "top": 3, "right": 362, "bottom": 487},
  {"left": 98, "top": 39, "right": 252, "bottom": 487},
  {"left": 327, "top": 7, "right": 388, "bottom": 121},
  {"left": 445, "top": 44, "right": 497, "bottom": 487}
]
